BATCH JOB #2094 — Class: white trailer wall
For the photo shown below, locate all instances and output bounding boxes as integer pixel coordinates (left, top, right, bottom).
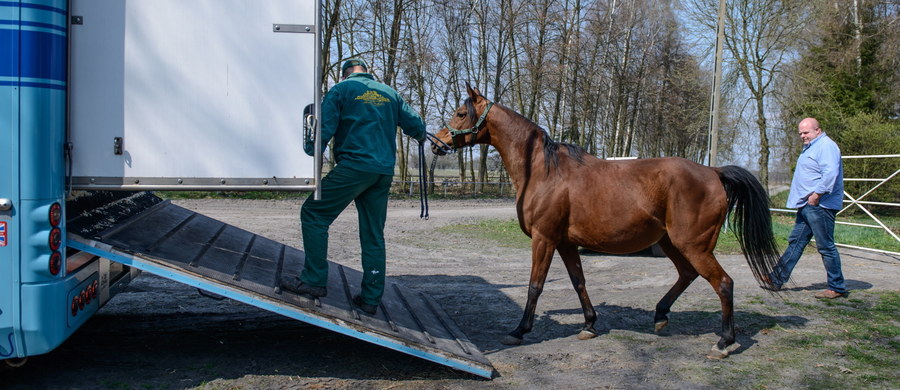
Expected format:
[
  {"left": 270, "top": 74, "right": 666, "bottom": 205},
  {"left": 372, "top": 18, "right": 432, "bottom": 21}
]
[{"left": 68, "top": 0, "right": 319, "bottom": 190}]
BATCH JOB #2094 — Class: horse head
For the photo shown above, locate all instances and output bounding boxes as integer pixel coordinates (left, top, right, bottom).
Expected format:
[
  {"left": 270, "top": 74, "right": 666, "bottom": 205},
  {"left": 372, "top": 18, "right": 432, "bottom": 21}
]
[{"left": 431, "top": 83, "right": 494, "bottom": 155}]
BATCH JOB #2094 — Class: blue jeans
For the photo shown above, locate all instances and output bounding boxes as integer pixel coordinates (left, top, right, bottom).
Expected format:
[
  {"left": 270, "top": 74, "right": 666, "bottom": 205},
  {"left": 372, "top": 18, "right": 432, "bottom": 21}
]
[{"left": 771, "top": 205, "right": 846, "bottom": 293}]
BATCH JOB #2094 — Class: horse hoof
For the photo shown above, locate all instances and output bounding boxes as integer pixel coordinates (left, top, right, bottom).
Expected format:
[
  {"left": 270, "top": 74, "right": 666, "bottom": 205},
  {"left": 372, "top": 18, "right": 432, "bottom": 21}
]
[
  {"left": 576, "top": 330, "right": 598, "bottom": 340},
  {"left": 706, "top": 348, "right": 728, "bottom": 359},
  {"left": 501, "top": 335, "right": 523, "bottom": 345},
  {"left": 706, "top": 344, "right": 735, "bottom": 360},
  {"left": 654, "top": 320, "right": 668, "bottom": 333}
]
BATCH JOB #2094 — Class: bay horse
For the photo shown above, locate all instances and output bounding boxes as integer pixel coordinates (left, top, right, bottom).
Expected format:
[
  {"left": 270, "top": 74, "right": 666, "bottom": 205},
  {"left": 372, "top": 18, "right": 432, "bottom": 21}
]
[{"left": 430, "top": 84, "right": 780, "bottom": 359}]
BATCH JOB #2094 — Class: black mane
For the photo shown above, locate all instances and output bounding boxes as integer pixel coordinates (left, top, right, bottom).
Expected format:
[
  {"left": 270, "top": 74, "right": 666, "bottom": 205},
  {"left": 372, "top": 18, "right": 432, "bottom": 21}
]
[
  {"left": 464, "top": 97, "right": 587, "bottom": 172},
  {"left": 541, "top": 131, "right": 586, "bottom": 172}
]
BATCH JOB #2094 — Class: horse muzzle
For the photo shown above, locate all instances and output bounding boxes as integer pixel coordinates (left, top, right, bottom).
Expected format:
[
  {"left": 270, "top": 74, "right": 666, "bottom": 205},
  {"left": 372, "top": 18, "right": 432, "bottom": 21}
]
[{"left": 428, "top": 131, "right": 454, "bottom": 155}]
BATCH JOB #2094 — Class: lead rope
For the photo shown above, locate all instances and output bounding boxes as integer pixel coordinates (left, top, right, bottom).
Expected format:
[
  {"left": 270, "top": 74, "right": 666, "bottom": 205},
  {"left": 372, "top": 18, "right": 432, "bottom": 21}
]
[{"left": 418, "top": 139, "right": 429, "bottom": 219}]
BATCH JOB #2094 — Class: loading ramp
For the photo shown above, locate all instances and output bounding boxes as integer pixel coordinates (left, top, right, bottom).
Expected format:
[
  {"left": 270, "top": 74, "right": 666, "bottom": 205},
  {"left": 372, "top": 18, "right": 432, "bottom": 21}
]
[{"left": 65, "top": 192, "right": 493, "bottom": 378}]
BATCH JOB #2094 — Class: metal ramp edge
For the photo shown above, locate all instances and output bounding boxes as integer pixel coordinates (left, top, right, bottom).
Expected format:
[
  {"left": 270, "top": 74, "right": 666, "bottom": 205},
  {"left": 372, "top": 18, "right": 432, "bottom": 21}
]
[{"left": 65, "top": 192, "right": 493, "bottom": 378}]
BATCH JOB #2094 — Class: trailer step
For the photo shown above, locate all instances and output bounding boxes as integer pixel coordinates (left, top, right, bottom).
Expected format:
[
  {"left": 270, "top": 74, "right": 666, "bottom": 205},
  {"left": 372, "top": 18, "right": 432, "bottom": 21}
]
[{"left": 66, "top": 192, "right": 493, "bottom": 378}]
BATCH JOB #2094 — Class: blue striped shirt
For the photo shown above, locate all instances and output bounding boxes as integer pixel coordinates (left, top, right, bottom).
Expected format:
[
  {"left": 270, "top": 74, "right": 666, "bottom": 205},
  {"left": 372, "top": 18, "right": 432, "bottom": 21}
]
[{"left": 786, "top": 133, "right": 844, "bottom": 210}]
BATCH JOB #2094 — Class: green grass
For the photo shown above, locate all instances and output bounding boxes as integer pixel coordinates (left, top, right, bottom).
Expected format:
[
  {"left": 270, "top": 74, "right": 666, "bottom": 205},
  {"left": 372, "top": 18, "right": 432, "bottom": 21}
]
[
  {"left": 749, "top": 212, "right": 899, "bottom": 254},
  {"left": 687, "top": 291, "right": 900, "bottom": 390},
  {"left": 437, "top": 215, "right": 898, "bottom": 255},
  {"left": 437, "top": 218, "right": 532, "bottom": 249},
  {"left": 785, "top": 291, "right": 900, "bottom": 387},
  {"left": 768, "top": 190, "right": 899, "bottom": 253}
]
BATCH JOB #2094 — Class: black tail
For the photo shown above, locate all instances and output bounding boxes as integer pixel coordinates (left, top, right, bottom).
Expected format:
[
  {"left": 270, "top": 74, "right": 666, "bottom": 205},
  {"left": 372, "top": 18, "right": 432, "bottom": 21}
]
[{"left": 717, "top": 166, "right": 781, "bottom": 289}]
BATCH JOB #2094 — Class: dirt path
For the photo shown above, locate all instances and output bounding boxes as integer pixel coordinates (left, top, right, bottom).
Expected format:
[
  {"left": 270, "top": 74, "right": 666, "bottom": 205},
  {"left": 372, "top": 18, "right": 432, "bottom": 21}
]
[{"left": 3, "top": 198, "right": 898, "bottom": 389}]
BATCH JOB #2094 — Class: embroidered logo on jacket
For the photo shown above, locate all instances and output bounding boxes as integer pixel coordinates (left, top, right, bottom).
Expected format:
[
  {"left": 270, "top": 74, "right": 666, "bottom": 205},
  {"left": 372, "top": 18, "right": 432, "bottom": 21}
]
[{"left": 355, "top": 90, "right": 390, "bottom": 107}]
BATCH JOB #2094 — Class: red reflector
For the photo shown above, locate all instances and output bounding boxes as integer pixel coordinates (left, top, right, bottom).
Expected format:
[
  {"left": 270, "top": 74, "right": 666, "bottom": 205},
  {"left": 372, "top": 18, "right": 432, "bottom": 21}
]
[
  {"left": 49, "top": 202, "right": 62, "bottom": 227},
  {"left": 0, "top": 221, "right": 7, "bottom": 247},
  {"left": 71, "top": 299, "right": 78, "bottom": 316},
  {"left": 49, "top": 227, "right": 61, "bottom": 251},
  {"left": 49, "top": 251, "right": 61, "bottom": 275}
]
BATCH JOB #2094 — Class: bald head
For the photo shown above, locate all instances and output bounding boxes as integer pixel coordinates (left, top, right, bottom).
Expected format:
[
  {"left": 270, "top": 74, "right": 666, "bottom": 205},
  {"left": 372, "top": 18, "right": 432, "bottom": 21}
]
[{"left": 798, "top": 117, "right": 822, "bottom": 145}]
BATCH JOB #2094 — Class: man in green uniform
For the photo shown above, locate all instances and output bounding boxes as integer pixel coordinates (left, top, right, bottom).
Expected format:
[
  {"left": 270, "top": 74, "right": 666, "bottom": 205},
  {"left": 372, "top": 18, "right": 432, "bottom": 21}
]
[{"left": 282, "top": 58, "right": 426, "bottom": 315}]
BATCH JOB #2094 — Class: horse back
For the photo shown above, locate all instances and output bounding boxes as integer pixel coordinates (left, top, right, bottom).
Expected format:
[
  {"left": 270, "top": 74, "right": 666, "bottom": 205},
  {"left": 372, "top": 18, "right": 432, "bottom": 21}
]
[
  {"left": 519, "top": 156, "right": 728, "bottom": 252},
  {"left": 580, "top": 156, "right": 725, "bottom": 205}
]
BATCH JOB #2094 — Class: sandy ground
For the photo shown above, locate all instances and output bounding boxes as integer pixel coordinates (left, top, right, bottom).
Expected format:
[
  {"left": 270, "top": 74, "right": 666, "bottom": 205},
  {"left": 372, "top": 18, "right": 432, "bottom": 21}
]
[{"left": 2, "top": 198, "right": 898, "bottom": 389}]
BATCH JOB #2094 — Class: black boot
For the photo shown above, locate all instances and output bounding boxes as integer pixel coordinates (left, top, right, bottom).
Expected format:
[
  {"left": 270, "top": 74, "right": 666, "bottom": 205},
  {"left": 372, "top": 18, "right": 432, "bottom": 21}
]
[
  {"left": 281, "top": 277, "right": 327, "bottom": 298},
  {"left": 352, "top": 295, "right": 377, "bottom": 315}
]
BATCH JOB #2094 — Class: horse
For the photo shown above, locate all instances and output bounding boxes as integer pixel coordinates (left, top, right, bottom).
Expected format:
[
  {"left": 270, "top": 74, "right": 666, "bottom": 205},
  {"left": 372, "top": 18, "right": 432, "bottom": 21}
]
[{"left": 430, "top": 84, "right": 780, "bottom": 359}]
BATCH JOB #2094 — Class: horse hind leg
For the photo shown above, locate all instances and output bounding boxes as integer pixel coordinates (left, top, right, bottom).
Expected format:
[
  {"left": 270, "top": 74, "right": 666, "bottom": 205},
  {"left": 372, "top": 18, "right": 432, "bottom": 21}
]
[
  {"left": 557, "top": 243, "right": 598, "bottom": 340},
  {"left": 654, "top": 236, "right": 699, "bottom": 333},
  {"left": 683, "top": 250, "right": 736, "bottom": 359},
  {"left": 706, "top": 269, "right": 736, "bottom": 360},
  {"left": 658, "top": 236, "right": 737, "bottom": 359}
]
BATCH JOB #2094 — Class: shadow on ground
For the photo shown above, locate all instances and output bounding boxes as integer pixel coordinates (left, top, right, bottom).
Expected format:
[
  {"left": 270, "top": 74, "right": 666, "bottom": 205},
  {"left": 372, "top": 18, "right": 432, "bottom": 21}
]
[
  {"left": 2, "top": 272, "right": 816, "bottom": 388},
  {"left": 394, "top": 274, "right": 808, "bottom": 359}
]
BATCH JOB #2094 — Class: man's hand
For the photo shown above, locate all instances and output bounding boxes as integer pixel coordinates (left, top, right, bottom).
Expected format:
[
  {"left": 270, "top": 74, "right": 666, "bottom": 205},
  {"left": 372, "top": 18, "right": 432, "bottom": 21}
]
[{"left": 808, "top": 192, "right": 820, "bottom": 206}]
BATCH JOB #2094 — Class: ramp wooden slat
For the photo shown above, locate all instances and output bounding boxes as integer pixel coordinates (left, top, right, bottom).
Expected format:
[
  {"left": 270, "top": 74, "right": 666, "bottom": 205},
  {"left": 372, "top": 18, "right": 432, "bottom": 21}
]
[{"left": 66, "top": 192, "right": 493, "bottom": 378}]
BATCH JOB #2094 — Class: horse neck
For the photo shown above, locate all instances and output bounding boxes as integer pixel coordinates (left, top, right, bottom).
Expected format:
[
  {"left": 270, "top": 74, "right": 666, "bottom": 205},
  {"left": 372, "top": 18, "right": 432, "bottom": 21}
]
[{"left": 484, "top": 108, "right": 548, "bottom": 190}]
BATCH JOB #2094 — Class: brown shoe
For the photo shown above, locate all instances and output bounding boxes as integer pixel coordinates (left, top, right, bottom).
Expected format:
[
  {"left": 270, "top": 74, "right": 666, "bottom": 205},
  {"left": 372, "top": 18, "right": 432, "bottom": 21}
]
[{"left": 814, "top": 289, "right": 846, "bottom": 299}]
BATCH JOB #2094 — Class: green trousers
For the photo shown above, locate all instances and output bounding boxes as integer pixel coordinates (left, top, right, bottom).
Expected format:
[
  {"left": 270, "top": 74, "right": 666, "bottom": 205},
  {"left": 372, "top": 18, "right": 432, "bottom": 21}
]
[{"left": 299, "top": 164, "right": 392, "bottom": 305}]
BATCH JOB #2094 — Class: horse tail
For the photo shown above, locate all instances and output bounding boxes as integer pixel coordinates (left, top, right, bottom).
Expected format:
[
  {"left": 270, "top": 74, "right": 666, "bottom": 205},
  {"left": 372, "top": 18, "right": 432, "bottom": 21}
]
[{"left": 717, "top": 165, "right": 781, "bottom": 289}]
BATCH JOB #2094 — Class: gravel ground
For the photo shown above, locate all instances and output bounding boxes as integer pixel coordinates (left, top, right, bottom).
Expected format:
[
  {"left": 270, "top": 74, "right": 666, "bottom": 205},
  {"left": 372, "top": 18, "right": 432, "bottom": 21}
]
[{"left": 3, "top": 198, "right": 897, "bottom": 389}]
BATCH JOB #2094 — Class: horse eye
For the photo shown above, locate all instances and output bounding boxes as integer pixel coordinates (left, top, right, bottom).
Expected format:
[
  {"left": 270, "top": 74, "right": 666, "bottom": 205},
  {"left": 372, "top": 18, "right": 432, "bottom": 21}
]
[{"left": 456, "top": 112, "right": 465, "bottom": 118}]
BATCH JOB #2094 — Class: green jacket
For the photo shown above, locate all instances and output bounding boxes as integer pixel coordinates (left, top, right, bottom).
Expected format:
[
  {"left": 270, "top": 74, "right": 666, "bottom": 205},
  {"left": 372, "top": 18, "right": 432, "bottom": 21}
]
[{"left": 312, "top": 73, "right": 426, "bottom": 175}]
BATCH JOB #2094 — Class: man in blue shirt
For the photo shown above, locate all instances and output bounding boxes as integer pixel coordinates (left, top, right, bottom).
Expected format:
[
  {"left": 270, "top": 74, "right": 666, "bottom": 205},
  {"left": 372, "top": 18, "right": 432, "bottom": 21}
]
[
  {"left": 283, "top": 58, "right": 426, "bottom": 314},
  {"left": 768, "top": 117, "right": 847, "bottom": 299}
]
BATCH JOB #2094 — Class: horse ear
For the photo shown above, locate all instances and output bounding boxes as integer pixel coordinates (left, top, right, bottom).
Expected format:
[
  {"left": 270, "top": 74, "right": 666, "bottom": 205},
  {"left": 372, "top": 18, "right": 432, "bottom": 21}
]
[{"left": 465, "top": 82, "right": 482, "bottom": 102}]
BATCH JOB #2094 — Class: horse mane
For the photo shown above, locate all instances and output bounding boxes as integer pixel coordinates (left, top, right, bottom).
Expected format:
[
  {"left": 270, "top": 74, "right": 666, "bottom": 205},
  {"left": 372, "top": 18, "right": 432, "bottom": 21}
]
[
  {"left": 464, "top": 97, "right": 586, "bottom": 173},
  {"left": 541, "top": 131, "right": 586, "bottom": 171},
  {"left": 465, "top": 97, "right": 587, "bottom": 172}
]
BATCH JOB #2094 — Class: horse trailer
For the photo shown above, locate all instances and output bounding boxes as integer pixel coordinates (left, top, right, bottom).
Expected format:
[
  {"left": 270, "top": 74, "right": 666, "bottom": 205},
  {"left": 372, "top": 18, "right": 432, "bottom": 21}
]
[{"left": 1, "top": 0, "right": 491, "bottom": 378}]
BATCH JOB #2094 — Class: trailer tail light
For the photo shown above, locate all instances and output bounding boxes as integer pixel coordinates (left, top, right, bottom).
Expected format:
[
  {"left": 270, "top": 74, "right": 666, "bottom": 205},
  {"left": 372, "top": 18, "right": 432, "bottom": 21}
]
[
  {"left": 46, "top": 202, "right": 64, "bottom": 278},
  {"left": 49, "top": 227, "right": 61, "bottom": 251},
  {"left": 49, "top": 251, "right": 62, "bottom": 275},
  {"left": 70, "top": 280, "right": 100, "bottom": 317},
  {"left": 49, "top": 202, "right": 61, "bottom": 226}
]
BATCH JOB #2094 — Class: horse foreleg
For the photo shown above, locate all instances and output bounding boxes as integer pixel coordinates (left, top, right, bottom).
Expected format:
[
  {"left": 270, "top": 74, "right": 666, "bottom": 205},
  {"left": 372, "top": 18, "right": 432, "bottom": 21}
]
[
  {"left": 501, "top": 237, "right": 556, "bottom": 345},
  {"left": 557, "top": 243, "right": 598, "bottom": 340}
]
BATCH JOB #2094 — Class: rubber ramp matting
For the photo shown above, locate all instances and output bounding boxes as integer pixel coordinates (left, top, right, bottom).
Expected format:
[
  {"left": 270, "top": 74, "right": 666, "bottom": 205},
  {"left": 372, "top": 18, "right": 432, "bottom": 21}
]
[{"left": 66, "top": 192, "right": 493, "bottom": 378}]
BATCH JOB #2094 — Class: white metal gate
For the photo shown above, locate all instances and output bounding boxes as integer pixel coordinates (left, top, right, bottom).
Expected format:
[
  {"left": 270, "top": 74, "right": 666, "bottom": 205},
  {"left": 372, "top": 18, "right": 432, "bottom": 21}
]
[{"left": 772, "top": 154, "right": 900, "bottom": 256}]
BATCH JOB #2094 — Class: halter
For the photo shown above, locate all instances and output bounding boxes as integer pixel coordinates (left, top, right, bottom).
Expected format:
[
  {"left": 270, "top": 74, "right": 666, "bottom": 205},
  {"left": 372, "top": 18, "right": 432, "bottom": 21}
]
[{"left": 445, "top": 101, "right": 494, "bottom": 147}]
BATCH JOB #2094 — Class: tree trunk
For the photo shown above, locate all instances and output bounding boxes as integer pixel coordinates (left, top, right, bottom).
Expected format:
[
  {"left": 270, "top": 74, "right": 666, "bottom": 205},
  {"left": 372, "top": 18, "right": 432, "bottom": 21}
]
[{"left": 755, "top": 99, "right": 770, "bottom": 190}]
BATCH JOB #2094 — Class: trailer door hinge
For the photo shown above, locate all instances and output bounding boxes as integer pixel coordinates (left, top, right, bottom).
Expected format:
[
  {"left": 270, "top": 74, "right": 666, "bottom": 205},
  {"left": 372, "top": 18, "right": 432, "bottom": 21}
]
[
  {"left": 113, "top": 137, "right": 123, "bottom": 155},
  {"left": 273, "top": 24, "right": 315, "bottom": 33}
]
